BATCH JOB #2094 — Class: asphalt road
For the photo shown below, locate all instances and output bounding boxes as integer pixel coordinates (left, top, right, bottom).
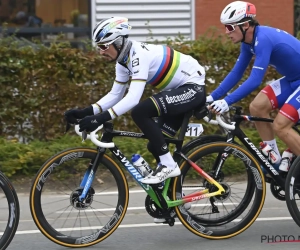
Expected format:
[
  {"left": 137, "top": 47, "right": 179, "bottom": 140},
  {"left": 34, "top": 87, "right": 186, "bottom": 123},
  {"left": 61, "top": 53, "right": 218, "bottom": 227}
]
[{"left": 4, "top": 184, "right": 300, "bottom": 250}]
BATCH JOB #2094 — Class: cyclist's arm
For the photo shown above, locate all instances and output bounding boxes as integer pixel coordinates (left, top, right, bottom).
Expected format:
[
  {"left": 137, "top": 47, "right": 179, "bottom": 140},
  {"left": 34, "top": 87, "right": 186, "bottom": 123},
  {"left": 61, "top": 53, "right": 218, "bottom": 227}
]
[
  {"left": 93, "top": 81, "right": 128, "bottom": 114},
  {"left": 93, "top": 63, "right": 130, "bottom": 114},
  {"left": 107, "top": 52, "right": 150, "bottom": 119},
  {"left": 107, "top": 79, "right": 147, "bottom": 118},
  {"left": 224, "top": 35, "right": 272, "bottom": 105},
  {"left": 211, "top": 44, "right": 252, "bottom": 100}
]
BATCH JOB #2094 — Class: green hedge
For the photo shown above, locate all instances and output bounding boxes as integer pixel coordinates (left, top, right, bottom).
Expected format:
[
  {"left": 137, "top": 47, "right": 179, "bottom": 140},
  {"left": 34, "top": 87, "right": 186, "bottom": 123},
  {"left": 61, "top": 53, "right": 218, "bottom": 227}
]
[
  {"left": 0, "top": 29, "right": 289, "bottom": 177},
  {"left": 0, "top": 127, "right": 287, "bottom": 178},
  {"left": 0, "top": 29, "right": 283, "bottom": 142}
]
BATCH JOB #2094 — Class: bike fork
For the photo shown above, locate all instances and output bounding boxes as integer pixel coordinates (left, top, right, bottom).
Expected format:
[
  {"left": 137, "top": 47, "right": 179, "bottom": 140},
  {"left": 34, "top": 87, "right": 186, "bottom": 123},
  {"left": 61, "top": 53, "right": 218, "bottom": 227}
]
[
  {"left": 79, "top": 163, "right": 95, "bottom": 202},
  {"left": 79, "top": 148, "right": 105, "bottom": 201}
]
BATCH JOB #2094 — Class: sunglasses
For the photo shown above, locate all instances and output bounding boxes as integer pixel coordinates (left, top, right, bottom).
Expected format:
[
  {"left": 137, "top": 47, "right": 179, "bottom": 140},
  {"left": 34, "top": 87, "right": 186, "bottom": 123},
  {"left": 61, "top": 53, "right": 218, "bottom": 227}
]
[
  {"left": 96, "top": 37, "right": 120, "bottom": 51},
  {"left": 225, "top": 20, "right": 250, "bottom": 32}
]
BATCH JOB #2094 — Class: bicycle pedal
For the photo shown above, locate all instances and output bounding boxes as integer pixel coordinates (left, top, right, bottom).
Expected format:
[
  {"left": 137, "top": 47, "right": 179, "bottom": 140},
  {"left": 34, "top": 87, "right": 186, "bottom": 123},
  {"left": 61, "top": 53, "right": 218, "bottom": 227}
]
[{"left": 166, "top": 218, "right": 175, "bottom": 227}]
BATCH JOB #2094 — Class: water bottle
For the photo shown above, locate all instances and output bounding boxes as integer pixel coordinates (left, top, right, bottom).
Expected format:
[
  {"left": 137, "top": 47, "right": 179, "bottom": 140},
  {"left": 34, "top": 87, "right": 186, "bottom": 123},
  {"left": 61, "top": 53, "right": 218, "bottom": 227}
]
[
  {"left": 131, "top": 154, "right": 153, "bottom": 177},
  {"left": 279, "top": 148, "right": 293, "bottom": 172},
  {"left": 259, "top": 142, "right": 281, "bottom": 165}
]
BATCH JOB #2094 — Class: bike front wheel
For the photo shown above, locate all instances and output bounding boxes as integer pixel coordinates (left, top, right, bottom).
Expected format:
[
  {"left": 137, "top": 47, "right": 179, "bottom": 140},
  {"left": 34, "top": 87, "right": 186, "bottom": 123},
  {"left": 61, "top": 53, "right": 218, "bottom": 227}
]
[
  {"left": 172, "top": 142, "right": 266, "bottom": 239},
  {"left": 0, "top": 172, "right": 20, "bottom": 250},
  {"left": 30, "top": 148, "right": 129, "bottom": 248},
  {"left": 285, "top": 156, "right": 300, "bottom": 227}
]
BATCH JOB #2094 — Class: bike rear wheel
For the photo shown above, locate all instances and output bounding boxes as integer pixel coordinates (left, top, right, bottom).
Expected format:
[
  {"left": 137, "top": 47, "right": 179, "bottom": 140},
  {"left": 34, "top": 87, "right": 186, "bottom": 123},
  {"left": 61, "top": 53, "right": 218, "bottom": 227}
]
[
  {"left": 30, "top": 148, "right": 128, "bottom": 248},
  {"left": 285, "top": 156, "right": 300, "bottom": 227},
  {"left": 172, "top": 142, "right": 266, "bottom": 239},
  {"left": 0, "top": 172, "right": 20, "bottom": 250}
]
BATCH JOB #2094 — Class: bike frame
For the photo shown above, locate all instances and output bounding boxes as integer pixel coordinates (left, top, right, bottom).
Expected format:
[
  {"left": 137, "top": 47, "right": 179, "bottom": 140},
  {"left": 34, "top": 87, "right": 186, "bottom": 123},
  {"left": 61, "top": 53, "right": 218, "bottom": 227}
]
[
  {"left": 223, "top": 108, "right": 300, "bottom": 189},
  {"left": 78, "top": 110, "right": 225, "bottom": 209}
]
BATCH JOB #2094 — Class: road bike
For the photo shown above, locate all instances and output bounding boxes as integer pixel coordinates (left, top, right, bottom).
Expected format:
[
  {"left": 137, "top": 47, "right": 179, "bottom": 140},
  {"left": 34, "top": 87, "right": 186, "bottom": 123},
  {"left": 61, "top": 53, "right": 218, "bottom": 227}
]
[
  {"left": 29, "top": 107, "right": 265, "bottom": 248},
  {"left": 194, "top": 106, "right": 300, "bottom": 202},
  {"left": 0, "top": 170, "right": 20, "bottom": 250}
]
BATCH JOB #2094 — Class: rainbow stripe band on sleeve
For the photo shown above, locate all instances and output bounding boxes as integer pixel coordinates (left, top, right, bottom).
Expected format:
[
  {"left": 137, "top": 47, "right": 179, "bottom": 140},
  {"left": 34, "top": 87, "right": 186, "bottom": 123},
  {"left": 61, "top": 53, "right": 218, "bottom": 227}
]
[
  {"left": 147, "top": 46, "right": 180, "bottom": 90},
  {"left": 115, "top": 80, "right": 128, "bottom": 85},
  {"left": 108, "top": 108, "right": 118, "bottom": 119}
]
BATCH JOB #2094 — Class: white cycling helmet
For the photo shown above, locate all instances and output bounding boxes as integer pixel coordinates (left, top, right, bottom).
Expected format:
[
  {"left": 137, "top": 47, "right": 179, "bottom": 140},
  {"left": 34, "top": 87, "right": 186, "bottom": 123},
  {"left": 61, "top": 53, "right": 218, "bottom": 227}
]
[
  {"left": 220, "top": 1, "right": 256, "bottom": 24},
  {"left": 93, "top": 16, "right": 131, "bottom": 44}
]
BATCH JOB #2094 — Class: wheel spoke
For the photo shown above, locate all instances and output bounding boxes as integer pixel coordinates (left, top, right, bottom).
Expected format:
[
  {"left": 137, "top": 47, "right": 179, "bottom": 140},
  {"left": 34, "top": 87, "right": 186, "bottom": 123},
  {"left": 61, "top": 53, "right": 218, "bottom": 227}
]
[
  {"left": 174, "top": 142, "right": 265, "bottom": 238},
  {"left": 30, "top": 149, "right": 128, "bottom": 247}
]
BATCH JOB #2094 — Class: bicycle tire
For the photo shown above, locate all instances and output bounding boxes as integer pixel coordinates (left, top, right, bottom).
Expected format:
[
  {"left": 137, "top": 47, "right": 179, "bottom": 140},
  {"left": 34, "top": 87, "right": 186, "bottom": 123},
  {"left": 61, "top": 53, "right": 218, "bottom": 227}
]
[
  {"left": 285, "top": 156, "right": 300, "bottom": 227},
  {"left": 172, "top": 142, "right": 266, "bottom": 239},
  {"left": 181, "top": 134, "right": 252, "bottom": 226},
  {"left": 177, "top": 134, "right": 227, "bottom": 172},
  {"left": 0, "top": 172, "right": 20, "bottom": 250},
  {"left": 30, "top": 148, "right": 129, "bottom": 248},
  {"left": 180, "top": 134, "right": 227, "bottom": 156}
]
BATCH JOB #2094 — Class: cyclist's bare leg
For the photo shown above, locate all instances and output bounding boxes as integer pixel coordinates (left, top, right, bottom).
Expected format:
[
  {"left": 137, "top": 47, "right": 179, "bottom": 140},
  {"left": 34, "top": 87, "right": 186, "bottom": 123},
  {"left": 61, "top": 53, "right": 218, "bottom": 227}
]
[
  {"left": 249, "top": 92, "right": 274, "bottom": 140},
  {"left": 273, "top": 113, "right": 300, "bottom": 155}
]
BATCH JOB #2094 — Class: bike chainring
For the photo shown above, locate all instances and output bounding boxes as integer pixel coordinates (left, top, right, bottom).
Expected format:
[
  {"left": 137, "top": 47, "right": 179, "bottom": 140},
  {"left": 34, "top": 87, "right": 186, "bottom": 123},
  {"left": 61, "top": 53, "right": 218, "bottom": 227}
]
[
  {"left": 270, "top": 179, "right": 285, "bottom": 201},
  {"left": 145, "top": 195, "right": 175, "bottom": 219},
  {"left": 70, "top": 186, "right": 95, "bottom": 210}
]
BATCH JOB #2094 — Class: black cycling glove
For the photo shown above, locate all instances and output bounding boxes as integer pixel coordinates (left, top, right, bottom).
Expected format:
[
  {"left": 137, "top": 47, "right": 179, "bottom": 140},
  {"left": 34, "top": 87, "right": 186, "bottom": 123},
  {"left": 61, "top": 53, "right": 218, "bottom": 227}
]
[
  {"left": 64, "top": 105, "right": 94, "bottom": 124},
  {"left": 79, "top": 110, "right": 112, "bottom": 132}
]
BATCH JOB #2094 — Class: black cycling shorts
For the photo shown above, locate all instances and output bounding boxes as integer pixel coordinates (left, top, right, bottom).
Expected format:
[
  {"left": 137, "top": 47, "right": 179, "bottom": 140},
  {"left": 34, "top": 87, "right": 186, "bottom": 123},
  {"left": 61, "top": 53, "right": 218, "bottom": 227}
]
[{"left": 150, "top": 83, "right": 206, "bottom": 137}]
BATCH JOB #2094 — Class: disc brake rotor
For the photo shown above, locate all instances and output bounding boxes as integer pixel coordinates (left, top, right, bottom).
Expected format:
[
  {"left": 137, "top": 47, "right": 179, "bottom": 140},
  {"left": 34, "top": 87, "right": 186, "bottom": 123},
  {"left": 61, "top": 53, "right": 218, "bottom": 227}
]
[{"left": 70, "top": 187, "right": 95, "bottom": 210}]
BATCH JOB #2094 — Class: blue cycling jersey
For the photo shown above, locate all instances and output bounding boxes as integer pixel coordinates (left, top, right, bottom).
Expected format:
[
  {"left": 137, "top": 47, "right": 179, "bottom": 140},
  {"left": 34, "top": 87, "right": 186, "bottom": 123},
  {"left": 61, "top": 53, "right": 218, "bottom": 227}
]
[{"left": 211, "top": 26, "right": 300, "bottom": 105}]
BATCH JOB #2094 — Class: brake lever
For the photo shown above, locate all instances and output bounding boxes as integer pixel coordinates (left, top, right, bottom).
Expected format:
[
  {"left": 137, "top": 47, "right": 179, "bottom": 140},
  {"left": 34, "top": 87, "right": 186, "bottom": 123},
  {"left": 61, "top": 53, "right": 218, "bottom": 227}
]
[
  {"left": 207, "top": 109, "right": 213, "bottom": 121},
  {"left": 81, "top": 130, "right": 87, "bottom": 141},
  {"left": 204, "top": 104, "right": 213, "bottom": 121}
]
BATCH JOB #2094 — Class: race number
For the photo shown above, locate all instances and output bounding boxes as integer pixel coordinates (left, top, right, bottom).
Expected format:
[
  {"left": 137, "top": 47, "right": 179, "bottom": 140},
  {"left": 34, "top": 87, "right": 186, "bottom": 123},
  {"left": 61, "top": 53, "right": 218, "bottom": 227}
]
[{"left": 185, "top": 123, "right": 204, "bottom": 137}]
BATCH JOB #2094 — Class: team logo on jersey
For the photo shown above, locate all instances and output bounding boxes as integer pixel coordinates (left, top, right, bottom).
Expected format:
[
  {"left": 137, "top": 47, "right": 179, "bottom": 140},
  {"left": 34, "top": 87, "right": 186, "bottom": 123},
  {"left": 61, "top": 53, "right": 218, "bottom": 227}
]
[
  {"left": 193, "top": 85, "right": 203, "bottom": 92},
  {"left": 181, "top": 70, "right": 191, "bottom": 76},
  {"left": 165, "top": 88, "right": 197, "bottom": 104},
  {"left": 132, "top": 58, "right": 139, "bottom": 67},
  {"left": 141, "top": 43, "right": 149, "bottom": 51}
]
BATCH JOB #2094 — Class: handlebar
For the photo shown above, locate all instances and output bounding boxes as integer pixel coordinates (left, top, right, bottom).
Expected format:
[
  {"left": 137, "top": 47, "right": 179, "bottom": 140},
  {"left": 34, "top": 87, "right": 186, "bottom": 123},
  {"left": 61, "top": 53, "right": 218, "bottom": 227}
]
[
  {"left": 216, "top": 115, "right": 235, "bottom": 130},
  {"left": 73, "top": 107, "right": 236, "bottom": 147},
  {"left": 74, "top": 124, "right": 115, "bottom": 148},
  {"left": 202, "top": 104, "right": 238, "bottom": 130},
  {"left": 203, "top": 116, "right": 219, "bottom": 125},
  {"left": 203, "top": 115, "right": 235, "bottom": 130}
]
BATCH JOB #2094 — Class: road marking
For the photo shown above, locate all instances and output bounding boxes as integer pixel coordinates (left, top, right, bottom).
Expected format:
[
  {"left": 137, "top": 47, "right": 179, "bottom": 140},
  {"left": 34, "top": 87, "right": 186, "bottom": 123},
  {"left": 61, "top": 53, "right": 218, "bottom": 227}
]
[
  {"left": 0, "top": 217, "right": 294, "bottom": 236},
  {"left": 97, "top": 187, "right": 206, "bottom": 194},
  {"left": 52, "top": 188, "right": 206, "bottom": 197},
  {"left": 54, "top": 203, "right": 238, "bottom": 213}
]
